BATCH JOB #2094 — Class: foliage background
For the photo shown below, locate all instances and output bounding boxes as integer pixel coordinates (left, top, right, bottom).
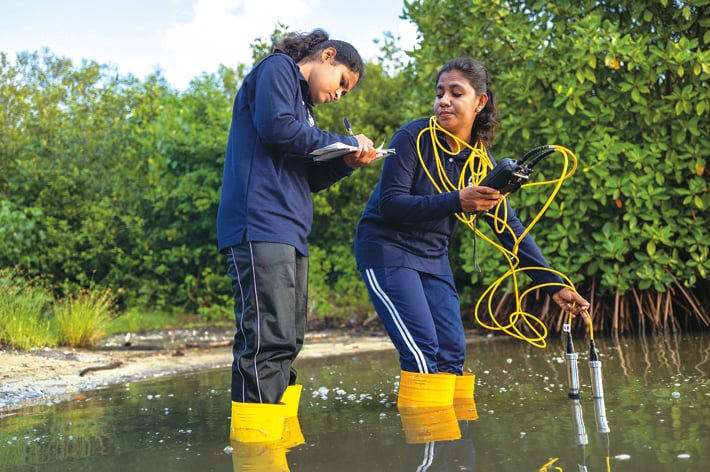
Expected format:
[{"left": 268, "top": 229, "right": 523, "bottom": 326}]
[{"left": 1, "top": 0, "right": 708, "bottom": 336}]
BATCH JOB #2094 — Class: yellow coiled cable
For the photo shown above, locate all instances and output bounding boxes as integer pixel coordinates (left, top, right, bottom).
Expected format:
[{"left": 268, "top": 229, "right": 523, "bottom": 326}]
[{"left": 416, "top": 117, "right": 592, "bottom": 347}]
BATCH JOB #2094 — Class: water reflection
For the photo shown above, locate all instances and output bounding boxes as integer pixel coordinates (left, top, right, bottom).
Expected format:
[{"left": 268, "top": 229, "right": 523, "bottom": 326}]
[
  {"left": 1, "top": 333, "right": 709, "bottom": 471},
  {"left": 398, "top": 406, "right": 461, "bottom": 443},
  {"left": 544, "top": 397, "right": 612, "bottom": 472},
  {"left": 612, "top": 332, "right": 710, "bottom": 382},
  {"left": 230, "top": 407, "right": 305, "bottom": 471},
  {"left": 400, "top": 416, "right": 476, "bottom": 471}
]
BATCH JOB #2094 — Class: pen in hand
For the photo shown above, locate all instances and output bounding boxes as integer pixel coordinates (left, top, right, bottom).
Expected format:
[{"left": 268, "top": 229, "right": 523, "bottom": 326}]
[{"left": 344, "top": 116, "right": 354, "bottom": 136}]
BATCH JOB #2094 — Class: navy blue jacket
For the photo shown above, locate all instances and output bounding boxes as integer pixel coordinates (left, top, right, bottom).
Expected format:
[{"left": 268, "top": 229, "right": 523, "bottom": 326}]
[
  {"left": 217, "top": 53, "right": 359, "bottom": 255},
  {"left": 354, "top": 118, "right": 562, "bottom": 292}
]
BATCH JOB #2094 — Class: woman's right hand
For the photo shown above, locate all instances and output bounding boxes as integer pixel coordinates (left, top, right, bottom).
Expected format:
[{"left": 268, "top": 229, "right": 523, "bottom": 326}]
[
  {"left": 353, "top": 134, "right": 373, "bottom": 149},
  {"left": 459, "top": 186, "right": 503, "bottom": 212},
  {"left": 343, "top": 134, "right": 379, "bottom": 169}
]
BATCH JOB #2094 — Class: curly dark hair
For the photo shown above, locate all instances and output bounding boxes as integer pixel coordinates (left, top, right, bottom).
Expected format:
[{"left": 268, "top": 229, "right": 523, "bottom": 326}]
[
  {"left": 272, "top": 29, "right": 365, "bottom": 80},
  {"left": 436, "top": 57, "right": 499, "bottom": 147}
]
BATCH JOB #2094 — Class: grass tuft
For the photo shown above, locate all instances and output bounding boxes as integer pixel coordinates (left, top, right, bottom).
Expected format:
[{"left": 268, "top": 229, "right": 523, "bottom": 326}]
[
  {"left": 0, "top": 269, "right": 56, "bottom": 350},
  {"left": 53, "top": 289, "right": 115, "bottom": 348}
]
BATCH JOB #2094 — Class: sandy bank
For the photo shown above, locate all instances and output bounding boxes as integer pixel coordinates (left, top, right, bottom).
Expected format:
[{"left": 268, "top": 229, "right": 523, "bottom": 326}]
[{"left": 0, "top": 329, "right": 395, "bottom": 414}]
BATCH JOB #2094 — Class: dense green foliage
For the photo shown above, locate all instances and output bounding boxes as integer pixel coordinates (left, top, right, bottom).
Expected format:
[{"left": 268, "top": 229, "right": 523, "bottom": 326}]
[
  {"left": 0, "top": 50, "right": 240, "bottom": 319},
  {"left": 1, "top": 0, "right": 708, "bottom": 338},
  {"left": 401, "top": 0, "right": 710, "bottom": 333}
]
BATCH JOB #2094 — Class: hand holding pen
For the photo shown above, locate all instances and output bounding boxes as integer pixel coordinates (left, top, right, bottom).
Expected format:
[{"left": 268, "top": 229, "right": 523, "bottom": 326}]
[
  {"left": 344, "top": 116, "right": 374, "bottom": 149},
  {"left": 344, "top": 116, "right": 396, "bottom": 164},
  {"left": 344, "top": 116, "right": 374, "bottom": 147}
]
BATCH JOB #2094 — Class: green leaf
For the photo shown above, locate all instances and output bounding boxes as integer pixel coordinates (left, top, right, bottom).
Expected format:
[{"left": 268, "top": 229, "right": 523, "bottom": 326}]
[{"left": 647, "top": 240, "right": 657, "bottom": 257}]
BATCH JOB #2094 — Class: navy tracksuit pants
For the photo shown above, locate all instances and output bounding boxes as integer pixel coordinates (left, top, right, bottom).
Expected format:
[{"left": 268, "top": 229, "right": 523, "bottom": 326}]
[
  {"left": 361, "top": 266, "right": 466, "bottom": 374},
  {"left": 223, "top": 242, "right": 307, "bottom": 404}
]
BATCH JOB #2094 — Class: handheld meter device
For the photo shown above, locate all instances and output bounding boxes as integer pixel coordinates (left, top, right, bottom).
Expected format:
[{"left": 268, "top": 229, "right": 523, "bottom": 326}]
[{"left": 479, "top": 145, "right": 556, "bottom": 195}]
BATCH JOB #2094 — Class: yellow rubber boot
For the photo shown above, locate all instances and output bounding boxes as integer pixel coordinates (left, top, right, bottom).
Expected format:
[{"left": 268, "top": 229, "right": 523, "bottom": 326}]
[
  {"left": 454, "top": 372, "right": 476, "bottom": 399},
  {"left": 453, "top": 372, "right": 478, "bottom": 420},
  {"left": 279, "top": 384, "right": 304, "bottom": 447},
  {"left": 230, "top": 401, "right": 287, "bottom": 443},
  {"left": 398, "top": 406, "right": 461, "bottom": 444},
  {"left": 281, "top": 384, "right": 302, "bottom": 418},
  {"left": 397, "top": 371, "right": 456, "bottom": 408}
]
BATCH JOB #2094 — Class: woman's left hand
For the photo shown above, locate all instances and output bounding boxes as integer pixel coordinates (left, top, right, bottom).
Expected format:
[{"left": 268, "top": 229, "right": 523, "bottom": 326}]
[{"left": 552, "top": 287, "right": 591, "bottom": 323}]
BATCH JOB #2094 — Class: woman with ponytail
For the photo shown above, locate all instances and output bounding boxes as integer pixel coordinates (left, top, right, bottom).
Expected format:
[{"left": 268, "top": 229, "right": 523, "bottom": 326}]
[
  {"left": 354, "top": 57, "right": 589, "bottom": 409},
  {"left": 218, "top": 29, "right": 379, "bottom": 442}
]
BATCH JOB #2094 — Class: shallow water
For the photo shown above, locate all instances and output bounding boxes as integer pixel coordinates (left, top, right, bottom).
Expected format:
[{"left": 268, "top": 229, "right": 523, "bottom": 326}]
[{"left": 1, "top": 332, "right": 708, "bottom": 471}]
